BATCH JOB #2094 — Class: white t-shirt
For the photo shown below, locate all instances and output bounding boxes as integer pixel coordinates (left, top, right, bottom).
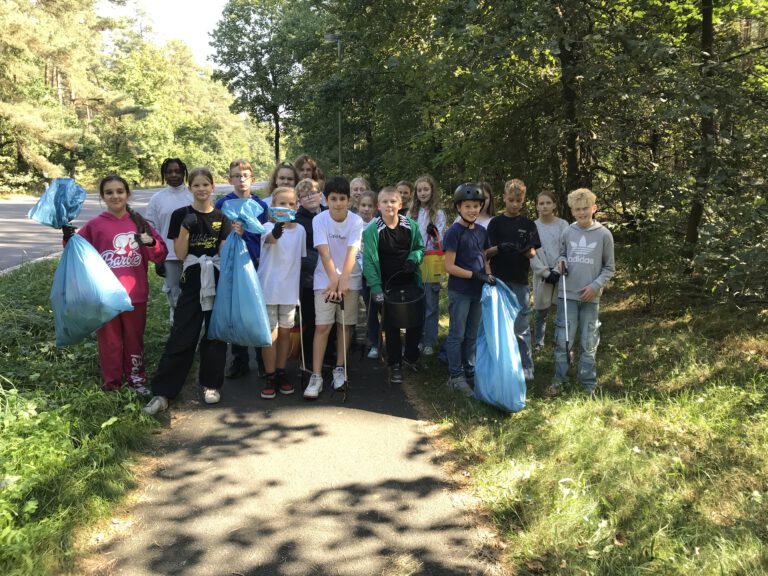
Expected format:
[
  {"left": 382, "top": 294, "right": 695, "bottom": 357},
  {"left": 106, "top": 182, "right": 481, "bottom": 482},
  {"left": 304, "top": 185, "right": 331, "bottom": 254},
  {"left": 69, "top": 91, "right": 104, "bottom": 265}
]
[
  {"left": 258, "top": 223, "right": 306, "bottom": 305},
  {"left": 145, "top": 186, "right": 192, "bottom": 260},
  {"left": 312, "top": 210, "right": 364, "bottom": 291}
]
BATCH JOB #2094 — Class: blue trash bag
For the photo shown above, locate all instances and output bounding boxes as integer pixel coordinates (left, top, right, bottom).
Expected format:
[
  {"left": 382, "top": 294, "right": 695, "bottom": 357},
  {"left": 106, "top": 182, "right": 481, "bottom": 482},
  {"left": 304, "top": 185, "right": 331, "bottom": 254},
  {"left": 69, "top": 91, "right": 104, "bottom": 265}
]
[
  {"left": 50, "top": 235, "right": 134, "bottom": 346},
  {"left": 28, "top": 178, "right": 86, "bottom": 228},
  {"left": 221, "top": 198, "right": 265, "bottom": 234},
  {"left": 208, "top": 231, "right": 272, "bottom": 347},
  {"left": 474, "top": 279, "right": 526, "bottom": 412}
]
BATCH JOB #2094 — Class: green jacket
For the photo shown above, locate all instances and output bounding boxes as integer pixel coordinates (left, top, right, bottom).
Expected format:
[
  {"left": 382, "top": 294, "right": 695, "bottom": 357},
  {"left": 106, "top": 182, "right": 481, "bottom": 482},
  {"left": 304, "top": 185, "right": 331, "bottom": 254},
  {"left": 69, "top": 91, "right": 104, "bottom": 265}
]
[{"left": 362, "top": 215, "right": 425, "bottom": 294}]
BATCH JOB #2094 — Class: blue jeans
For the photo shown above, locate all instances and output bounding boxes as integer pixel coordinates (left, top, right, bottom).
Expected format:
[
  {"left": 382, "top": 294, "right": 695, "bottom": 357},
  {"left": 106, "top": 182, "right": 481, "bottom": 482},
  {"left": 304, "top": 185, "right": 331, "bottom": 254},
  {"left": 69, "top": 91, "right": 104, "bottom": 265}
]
[
  {"left": 421, "top": 282, "right": 440, "bottom": 348},
  {"left": 446, "top": 290, "right": 482, "bottom": 377},
  {"left": 533, "top": 307, "right": 552, "bottom": 348},
  {"left": 553, "top": 298, "right": 600, "bottom": 391},
  {"left": 507, "top": 282, "right": 533, "bottom": 372}
]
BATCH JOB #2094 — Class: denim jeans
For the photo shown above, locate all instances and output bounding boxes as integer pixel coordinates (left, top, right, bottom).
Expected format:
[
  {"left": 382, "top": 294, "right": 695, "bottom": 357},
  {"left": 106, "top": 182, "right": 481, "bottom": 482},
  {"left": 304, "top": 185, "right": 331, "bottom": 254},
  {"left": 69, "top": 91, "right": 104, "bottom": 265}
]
[
  {"left": 507, "top": 282, "right": 533, "bottom": 372},
  {"left": 553, "top": 297, "right": 601, "bottom": 391},
  {"left": 446, "top": 290, "right": 482, "bottom": 377},
  {"left": 421, "top": 282, "right": 440, "bottom": 348},
  {"left": 533, "top": 307, "right": 552, "bottom": 348}
]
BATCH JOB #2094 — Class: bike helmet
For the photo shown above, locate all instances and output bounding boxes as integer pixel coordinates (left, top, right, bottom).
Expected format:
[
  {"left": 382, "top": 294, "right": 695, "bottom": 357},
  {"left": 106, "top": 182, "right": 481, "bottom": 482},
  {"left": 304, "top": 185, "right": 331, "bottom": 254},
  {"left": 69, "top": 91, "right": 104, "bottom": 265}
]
[{"left": 452, "top": 182, "right": 484, "bottom": 207}]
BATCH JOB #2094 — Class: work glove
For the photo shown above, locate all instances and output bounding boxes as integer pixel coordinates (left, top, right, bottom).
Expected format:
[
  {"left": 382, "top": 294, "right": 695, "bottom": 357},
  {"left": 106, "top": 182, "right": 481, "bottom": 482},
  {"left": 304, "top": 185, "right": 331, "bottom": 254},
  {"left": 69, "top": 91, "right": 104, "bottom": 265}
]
[
  {"left": 62, "top": 225, "right": 77, "bottom": 242},
  {"left": 403, "top": 259, "right": 418, "bottom": 274},
  {"left": 154, "top": 263, "right": 166, "bottom": 278},
  {"left": 134, "top": 232, "right": 156, "bottom": 247},
  {"left": 373, "top": 292, "right": 384, "bottom": 304},
  {"left": 544, "top": 268, "right": 561, "bottom": 285},
  {"left": 181, "top": 213, "right": 198, "bottom": 232},
  {"left": 472, "top": 271, "right": 496, "bottom": 286},
  {"left": 271, "top": 221, "right": 285, "bottom": 240},
  {"left": 426, "top": 223, "right": 438, "bottom": 238}
]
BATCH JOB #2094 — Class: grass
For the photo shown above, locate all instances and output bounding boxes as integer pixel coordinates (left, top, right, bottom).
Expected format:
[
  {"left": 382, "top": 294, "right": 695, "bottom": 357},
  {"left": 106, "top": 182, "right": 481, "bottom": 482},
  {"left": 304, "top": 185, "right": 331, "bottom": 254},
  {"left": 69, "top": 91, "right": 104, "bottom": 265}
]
[
  {"left": 0, "top": 260, "right": 168, "bottom": 575},
  {"left": 410, "top": 264, "right": 768, "bottom": 575}
]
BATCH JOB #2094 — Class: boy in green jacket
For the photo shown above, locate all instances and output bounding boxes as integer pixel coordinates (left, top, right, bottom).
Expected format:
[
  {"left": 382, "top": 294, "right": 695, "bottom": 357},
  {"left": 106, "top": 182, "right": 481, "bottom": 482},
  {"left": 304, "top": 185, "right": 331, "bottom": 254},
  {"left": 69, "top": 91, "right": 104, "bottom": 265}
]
[{"left": 363, "top": 186, "right": 425, "bottom": 384}]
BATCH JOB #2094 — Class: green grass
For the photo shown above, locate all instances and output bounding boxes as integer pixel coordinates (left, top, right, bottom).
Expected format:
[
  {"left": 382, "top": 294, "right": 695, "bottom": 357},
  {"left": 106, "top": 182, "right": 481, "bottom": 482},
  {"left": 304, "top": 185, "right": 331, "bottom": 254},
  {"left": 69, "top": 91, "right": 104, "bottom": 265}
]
[
  {"left": 0, "top": 260, "right": 168, "bottom": 575},
  {"left": 411, "top": 270, "right": 768, "bottom": 575}
]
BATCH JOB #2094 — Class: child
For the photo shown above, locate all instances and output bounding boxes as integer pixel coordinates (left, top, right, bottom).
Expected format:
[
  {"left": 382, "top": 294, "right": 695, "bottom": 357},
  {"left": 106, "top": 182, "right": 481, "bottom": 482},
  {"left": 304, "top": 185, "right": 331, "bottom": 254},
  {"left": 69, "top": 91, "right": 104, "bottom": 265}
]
[
  {"left": 409, "top": 174, "right": 446, "bottom": 356},
  {"left": 257, "top": 187, "right": 306, "bottom": 399},
  {"left": 443, "top": 183, "right": 495, "bottom": 396},
  {"left": 487, "top": 179, "right": 540, "bottom": 380},
  {"left": 349, "top": 176, "right": 370, "bottom": 213},
  {"left": 263, "top": 161, "right": 299, "bottom": 207},
  {"left": 144, "top": 168, "right": 234, "bottom": 415},
  {"left": 452, "top": 181, "right": 495, "bottom": 228},
  {"left": 303, "top": 176, "right": 365, "bottom": 399},
  {"left": 75, "top": 175, "right": 167, "bottom": 394},
  {"left": 530, "top": 190, "right": 569, "bottom": 351},
  {"left": 363, "top": 187, "right": 424, "bottom": 384},
  {"left": 294, "top": 154, "right": 321, "bottom": 182},
  {"left": 357, "top": 191, "right": 381, "bottom": 358},
  {"left": 548, "top": 188, "right": 615, "bottom": 396},
  {"left": 215, "top": 159, "right": 269, "bottom": 379},
  {"left": 145, "top": 158, "right": 191, "bottom": 323}
]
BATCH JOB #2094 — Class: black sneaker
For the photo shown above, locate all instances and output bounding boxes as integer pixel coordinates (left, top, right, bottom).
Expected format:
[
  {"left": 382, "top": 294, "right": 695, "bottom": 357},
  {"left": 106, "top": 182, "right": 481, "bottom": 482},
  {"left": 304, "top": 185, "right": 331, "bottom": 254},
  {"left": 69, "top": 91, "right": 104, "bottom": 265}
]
[
  {"left": 389, "top": 365, "right": 403, "bottom": 384},
  {"left": 226, "top": 360, "right": 249, "bottom": 379}
]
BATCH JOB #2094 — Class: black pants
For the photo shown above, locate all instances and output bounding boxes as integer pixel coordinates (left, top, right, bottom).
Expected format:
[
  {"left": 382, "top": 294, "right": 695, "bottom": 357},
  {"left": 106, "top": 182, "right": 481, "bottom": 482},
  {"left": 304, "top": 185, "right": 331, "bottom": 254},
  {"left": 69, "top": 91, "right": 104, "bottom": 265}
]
[
  {"left": 299, "top": 286, "right": 316, "bottom": 368},
  {"left": 151, "top": 266, "right": 226, "bottom": 398},
  {"left": 384, "top": 321, "right": 421, "bottom": 367}
]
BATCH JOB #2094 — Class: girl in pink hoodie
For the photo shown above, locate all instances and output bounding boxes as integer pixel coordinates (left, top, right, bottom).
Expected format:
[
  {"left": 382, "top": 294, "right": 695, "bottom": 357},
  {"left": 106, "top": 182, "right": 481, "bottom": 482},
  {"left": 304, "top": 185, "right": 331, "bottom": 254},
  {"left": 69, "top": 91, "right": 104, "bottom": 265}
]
[{"left": 76, "top": 174, "right": 168, "bottom": 394}]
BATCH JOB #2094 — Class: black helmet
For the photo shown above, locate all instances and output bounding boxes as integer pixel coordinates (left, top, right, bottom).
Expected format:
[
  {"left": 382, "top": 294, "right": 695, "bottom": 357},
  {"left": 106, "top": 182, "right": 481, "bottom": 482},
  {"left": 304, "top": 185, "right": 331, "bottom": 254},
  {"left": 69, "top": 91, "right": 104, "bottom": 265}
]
[{"left": 453, "top": 182, "right": 484, "bottom": 206}]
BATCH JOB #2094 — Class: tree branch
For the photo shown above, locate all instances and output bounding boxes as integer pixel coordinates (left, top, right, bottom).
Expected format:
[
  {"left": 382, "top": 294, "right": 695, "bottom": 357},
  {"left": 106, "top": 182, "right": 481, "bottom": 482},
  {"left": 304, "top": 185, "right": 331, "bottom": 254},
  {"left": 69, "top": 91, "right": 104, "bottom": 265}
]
[{"left": 720, "top": 42, "right": 768, "bottom": 64}]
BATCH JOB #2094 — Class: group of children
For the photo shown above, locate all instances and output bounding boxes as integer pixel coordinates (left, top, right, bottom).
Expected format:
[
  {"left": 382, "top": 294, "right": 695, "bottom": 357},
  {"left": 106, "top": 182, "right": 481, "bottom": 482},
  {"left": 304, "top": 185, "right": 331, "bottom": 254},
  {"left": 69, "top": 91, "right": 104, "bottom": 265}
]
[{"left": 69, "top": 154, "right": 614, "bottom": 416}]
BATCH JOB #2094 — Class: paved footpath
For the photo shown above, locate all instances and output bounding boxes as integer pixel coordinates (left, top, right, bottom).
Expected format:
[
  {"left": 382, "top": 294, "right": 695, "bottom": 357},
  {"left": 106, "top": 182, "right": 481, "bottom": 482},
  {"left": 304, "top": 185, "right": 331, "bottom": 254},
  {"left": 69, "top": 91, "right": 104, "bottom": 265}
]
[{"left": 97, "top": 355, "right": 497, "bottom": 575}]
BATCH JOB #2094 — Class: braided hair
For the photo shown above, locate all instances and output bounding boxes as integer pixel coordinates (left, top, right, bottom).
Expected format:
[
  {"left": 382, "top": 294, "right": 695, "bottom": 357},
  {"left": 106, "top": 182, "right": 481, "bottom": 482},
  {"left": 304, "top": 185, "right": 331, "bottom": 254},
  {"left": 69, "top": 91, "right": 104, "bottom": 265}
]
[
  {"left": 160, "top": 158, "right": 188, "bottom": 185},
  {"left": 99, "top": 174, "right": 152, "bottom": 234}
]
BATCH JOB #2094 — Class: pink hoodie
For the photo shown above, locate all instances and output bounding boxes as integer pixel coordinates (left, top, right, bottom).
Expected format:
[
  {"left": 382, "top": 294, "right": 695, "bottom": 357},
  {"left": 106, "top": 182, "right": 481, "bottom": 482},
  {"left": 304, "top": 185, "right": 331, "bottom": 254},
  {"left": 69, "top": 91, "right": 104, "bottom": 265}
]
[{"left": 78, "top": 212, "right": 168, "bottom": 304}]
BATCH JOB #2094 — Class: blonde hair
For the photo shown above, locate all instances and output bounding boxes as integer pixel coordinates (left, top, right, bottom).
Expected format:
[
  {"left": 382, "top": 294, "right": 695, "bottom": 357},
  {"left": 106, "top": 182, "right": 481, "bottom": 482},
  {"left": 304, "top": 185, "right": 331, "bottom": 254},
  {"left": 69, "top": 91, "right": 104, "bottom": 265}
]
[
  {"left": 504, "top": 178, "right": 527, "bottom": 197},
  {"left": 229, "top": 159, "right": 253, "bottom": 175},
  {"left": 295, "top": 178, "right": 318, "bottom": 198},
  {"left": 567, "top": 188, "right": 596, "bottom": 208},
  {"left": 272, "top": 186, "right": 296, "bottom": 201},
  {"left": 410, "top": 174, "right": 442, "bottom": 224}
]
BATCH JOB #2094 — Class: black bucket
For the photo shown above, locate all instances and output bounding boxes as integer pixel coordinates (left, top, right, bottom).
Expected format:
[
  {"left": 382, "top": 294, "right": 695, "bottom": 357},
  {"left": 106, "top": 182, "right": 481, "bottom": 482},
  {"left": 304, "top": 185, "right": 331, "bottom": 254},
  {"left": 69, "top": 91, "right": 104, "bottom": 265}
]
[{"left": 383, "top": 273, "right": 425, "bottom": 330}]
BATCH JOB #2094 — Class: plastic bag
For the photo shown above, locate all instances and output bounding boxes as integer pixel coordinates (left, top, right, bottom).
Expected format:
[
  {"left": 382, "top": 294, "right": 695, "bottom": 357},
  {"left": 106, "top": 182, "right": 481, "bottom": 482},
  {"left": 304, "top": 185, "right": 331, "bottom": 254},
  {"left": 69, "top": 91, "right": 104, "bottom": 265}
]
[
  {"left": 28, "top": 178, "right": 86, "bottom": 228},
  {"left": 208, "top": 231, "right": 272, "bottom": 347},
  {"left": 50, "top": 235, "right": 134, "bottom": 346},
  {"left": 474, "top": 279, "right": 526, "bottom": 412},
  {"left": 221, "top": 198, "right": 265, "bottom": 234}
]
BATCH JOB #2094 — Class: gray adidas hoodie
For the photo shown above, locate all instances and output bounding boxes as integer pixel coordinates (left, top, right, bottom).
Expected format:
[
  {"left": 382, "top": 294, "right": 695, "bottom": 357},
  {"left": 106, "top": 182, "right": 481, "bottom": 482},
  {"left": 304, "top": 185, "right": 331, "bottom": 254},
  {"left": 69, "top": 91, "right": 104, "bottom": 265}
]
[{"left": 558, "top": 221, "right": 615, "bottom": 303}]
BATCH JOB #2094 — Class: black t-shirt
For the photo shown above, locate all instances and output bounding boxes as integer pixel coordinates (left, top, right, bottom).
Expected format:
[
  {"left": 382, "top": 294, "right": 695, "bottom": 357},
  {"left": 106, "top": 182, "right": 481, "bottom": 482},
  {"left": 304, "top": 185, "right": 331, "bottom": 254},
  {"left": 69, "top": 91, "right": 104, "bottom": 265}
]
[
  {"left": 168, "top": 206, "right": 231, "bottom": 258},
  {"left": 487, "top": 214, "right": 541, "bottom": 284},
  {"left": 378, "top": 223, "right": 414, "bottom": 288}
]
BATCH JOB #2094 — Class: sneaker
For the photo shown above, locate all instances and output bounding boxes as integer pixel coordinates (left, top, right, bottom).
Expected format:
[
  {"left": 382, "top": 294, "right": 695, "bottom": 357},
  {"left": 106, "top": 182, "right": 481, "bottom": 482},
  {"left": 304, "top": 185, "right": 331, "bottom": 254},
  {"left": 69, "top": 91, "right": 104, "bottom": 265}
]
[
  {"left": 143, "top": 395, "right": 168, "bottom": 415},
  {"left": 203, "top": 388, "right": 221, "bottom": 404},
  {"left": 524, "top": 368, "right": 535, "bottom": 382},
  {"left": 402, "top": 358, "right": 419, "bottom": 372},
  {"left": 304, "top": 373, "right": 323, "bottom": 399},
  {"left": 367, "top": 346, "right": 379, "bottom": 359},
  {"left": 389, "top": 365, "right": 403, "bottom": 384},
  {"left": 448, "top": 374, "right": 473, "bottom": 397},
  {"left": 128, "top": 382, "right": 152, "bottom": 397},
  {"left": 546, "top": 384, "right": 561, "bottom": 397},
  {"left": 421, "top": 346, "right": 434, "bottom": 356},
  {"left": 261, "top": 374, "right": 277, "bottom": 399},
  {"left": 226, "top": 360, "right": 249, "bottom": 379},
  {"left": 332, "top": 366, "right": 346, "bottom": 390},
  {"left": 277, "top": 371, "right": 294, "bottom": 395}
]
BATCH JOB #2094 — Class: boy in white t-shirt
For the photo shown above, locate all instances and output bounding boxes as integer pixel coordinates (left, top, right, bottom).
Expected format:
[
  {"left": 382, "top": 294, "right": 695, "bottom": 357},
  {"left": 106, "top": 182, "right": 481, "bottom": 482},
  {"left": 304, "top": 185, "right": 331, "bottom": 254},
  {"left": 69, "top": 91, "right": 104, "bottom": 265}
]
[
  {"left": 304, "top": 177, "right": 365, "bottom": 399},
  {"left": 257, "top": 187, "right": 306, "bottom": 399}
]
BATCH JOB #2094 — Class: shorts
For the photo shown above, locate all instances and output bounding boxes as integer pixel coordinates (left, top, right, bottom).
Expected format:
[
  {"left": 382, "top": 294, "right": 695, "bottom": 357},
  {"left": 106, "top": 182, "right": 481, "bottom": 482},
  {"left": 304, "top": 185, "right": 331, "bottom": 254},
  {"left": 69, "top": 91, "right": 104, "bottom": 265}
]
[
  {"left": 314, "top": 290, "right": 359, "bottom": 326},
  {"left": 267, "top": 304, "right": 296, "bottom": 330}
]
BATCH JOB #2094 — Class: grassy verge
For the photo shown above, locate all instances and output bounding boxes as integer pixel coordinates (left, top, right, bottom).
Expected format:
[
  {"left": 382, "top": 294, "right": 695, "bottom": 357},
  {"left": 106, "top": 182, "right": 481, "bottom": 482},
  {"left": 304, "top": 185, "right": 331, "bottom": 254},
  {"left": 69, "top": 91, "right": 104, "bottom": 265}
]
[
  {"left": 411, "top": 268, "right": 768, "bottom": 575},
  {"left": 0, "top": 260, "right": 167, "bottom": 575}
]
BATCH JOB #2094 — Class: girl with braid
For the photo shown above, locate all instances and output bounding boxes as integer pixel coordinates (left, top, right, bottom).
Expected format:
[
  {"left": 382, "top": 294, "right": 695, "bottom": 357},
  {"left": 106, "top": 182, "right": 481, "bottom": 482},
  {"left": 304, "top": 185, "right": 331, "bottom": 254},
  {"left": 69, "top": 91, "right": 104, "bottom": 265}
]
[{"left": 72, "top": 174, "right": 168, "bottom": 394}]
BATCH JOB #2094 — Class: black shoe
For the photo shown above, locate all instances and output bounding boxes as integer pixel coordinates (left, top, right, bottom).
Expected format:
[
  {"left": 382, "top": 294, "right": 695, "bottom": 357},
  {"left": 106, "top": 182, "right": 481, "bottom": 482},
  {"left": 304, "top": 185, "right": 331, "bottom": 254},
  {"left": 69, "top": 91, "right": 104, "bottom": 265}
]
[
  {"left": 226, "top": 361, "right": 249, "bottom": 379},
  {"left": 389, "top": 365, "right": 403, "bottom": 384}
]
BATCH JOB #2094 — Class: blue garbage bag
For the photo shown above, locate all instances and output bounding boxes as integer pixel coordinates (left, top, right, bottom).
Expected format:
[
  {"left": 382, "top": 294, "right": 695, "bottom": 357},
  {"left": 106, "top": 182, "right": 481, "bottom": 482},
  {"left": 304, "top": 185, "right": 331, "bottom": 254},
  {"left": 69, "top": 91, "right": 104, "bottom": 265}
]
[
  {"left": 50, "top": 235, "right": 134, "bottom": 346},
  {"left": 28, "top": 178, "right": 86, "bottom": 228},
  {"left": 221, "top": 198, "right": 265, "bottom": 234},
  {"left": 208, "top": 231, "right": 272, "bottom": 347},
  {"left": 474, "top": 279, "right": 526, "bottom": 412}
]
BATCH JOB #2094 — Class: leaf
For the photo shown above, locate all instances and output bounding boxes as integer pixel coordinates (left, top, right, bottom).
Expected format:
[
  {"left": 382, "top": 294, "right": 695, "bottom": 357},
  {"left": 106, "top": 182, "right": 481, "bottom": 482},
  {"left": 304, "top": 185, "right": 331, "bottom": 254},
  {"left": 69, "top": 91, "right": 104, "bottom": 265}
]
[{"left": 101, "top": 416, "right": 118, "bottom": 429}]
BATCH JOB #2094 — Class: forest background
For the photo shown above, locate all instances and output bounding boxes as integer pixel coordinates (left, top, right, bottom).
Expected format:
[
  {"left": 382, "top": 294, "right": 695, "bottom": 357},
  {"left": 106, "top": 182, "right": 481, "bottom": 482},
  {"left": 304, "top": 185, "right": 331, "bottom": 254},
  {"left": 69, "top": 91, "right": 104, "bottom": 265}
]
[{"left": 1, "top": 0, "right": 767, "bottom": 301}]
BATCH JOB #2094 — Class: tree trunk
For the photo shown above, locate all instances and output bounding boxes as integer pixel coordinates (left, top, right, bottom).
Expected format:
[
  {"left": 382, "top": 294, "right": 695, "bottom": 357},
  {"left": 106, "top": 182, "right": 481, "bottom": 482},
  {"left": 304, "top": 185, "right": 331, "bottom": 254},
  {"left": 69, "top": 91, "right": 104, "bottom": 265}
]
[{"left": 272, "top": 110, "right": 280, "bottom": 164}]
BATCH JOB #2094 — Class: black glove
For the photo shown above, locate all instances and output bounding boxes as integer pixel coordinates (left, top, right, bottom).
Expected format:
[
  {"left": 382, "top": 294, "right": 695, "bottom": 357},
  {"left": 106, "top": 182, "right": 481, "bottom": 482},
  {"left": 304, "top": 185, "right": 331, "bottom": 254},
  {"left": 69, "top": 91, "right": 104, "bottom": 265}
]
[
  {"left": 154, "top": 262, "right": 166, "bottom": 277},
  {"left": 271, "top": 221, "right": 285, "bottom": 240},
  {"left": 498, "top": 242, "right": 516, "bottom": 254},
  {"left": 426, "top": 223, "right": 438, "bottom": 238},
  {"left": 181, "top": 213, "right": 198, "bottom": 232},
  {"left": 134, "top": 232, "right": 156, "bottom": 247},
  {"left": 403, "top": 259, "right": 418, "bottom": 274},
  {"left": 373, "top": 292, "right": 384, "bottom": 304},
  {"left": 472, "top": 271, "right": 496, "bottom": 285},
  {"left": 62, "top": 225, "right": 76, "bottom": 241},
  {"left": 544, "top": 268, "right": 561, "bottom": 285}
]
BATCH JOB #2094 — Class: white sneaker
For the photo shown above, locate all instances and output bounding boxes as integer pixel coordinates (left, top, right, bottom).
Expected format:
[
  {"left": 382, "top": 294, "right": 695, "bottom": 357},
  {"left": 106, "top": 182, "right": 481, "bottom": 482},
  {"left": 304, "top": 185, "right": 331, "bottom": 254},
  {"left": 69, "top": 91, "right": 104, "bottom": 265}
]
[
  {"left": 367, "top": 346, "right": 379, "bottom": 359},
  {"left": 421, "top": 346, "right": 434, "bottom": 356},
  {"left": 203, "top": 388, "right": 221, "bottom": 404},
  {"left": 524, "top": 368, "right": 535, "bottom": 381},
  {"left": 304, "top": 373, "right": 323, "bottom": 399},
  {"left": 332, "top": 366, "right": 346, "bottom": 390},
  {"left": 143, "top": 395, "right": 168, "bottom": 415}
]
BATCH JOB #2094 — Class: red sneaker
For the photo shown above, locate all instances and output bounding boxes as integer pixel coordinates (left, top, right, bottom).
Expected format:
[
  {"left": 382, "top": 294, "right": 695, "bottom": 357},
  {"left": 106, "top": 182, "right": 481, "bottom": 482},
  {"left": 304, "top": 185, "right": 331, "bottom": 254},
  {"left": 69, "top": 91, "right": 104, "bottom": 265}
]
[
  {"left": 261, "top": 375, "right": 277, "bottom": 399},
  {"left": 277, "top": 371, "right": 294, "bottom": 395}
]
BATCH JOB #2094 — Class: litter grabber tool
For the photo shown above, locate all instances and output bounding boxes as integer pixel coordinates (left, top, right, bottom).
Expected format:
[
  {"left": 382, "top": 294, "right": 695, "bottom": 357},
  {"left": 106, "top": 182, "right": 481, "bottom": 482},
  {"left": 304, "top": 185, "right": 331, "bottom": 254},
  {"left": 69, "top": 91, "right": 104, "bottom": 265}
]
[
  {"left": 327, "top": 294, "right": 349, "bottom": 403},
  {"left": 297, "top": 298, "right": 311, "bottom": 390},
  {"left": 561, "top": 271, "right": 574, "bottom": 368}
]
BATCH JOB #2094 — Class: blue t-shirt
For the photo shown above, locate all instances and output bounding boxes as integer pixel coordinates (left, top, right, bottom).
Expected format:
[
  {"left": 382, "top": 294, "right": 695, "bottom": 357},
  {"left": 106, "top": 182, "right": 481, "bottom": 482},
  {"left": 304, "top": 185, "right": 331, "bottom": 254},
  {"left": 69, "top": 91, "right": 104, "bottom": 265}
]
[
  {"left": 443, "top": 222, "right": 490, "bottom": 296},
  {"left": 214, "top": 193, "right": 269, "bottom": 268}
]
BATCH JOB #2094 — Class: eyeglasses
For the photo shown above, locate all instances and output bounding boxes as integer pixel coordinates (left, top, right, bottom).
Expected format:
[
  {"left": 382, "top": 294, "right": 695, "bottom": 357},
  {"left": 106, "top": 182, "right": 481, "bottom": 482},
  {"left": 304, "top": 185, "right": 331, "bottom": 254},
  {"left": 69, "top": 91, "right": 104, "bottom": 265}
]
[{"left": 298, "top": 191, "right": 320, "bottom": 200}]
